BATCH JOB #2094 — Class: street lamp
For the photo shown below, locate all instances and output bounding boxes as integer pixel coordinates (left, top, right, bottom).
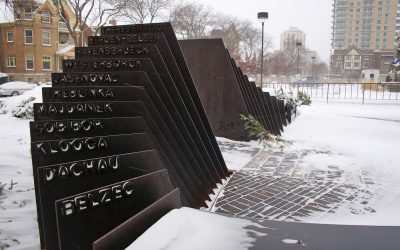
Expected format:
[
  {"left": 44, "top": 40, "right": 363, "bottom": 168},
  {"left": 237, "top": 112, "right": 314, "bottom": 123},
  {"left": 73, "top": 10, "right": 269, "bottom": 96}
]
[
  {"left": 296, "top": 41, "right": 302, "bottom": 75},
  {"left": 311, "top": 56, "right": 316, "bottom": 76},
  {"left": 258, "top": 12, "right": 268, "bottom": 87}
]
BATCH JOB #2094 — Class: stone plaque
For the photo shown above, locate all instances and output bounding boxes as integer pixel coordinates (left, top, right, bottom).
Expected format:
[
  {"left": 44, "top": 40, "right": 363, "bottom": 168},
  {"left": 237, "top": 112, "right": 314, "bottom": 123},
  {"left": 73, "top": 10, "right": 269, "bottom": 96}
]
[
  {"left": 92, "top": 188, "right": 181, "bottom": 249},
  {"left": 31, "top": 133, "right": 154, "bottom": 167},
  {"left": 30, "top": 117, "right": 146, "bottom": 141},
  {"left": 245, "top": 77, "right": 273, "bottom": 132},
  {"left": 276, "top": 98, "right": 287, "bottom": 126},
  {"left": 55, "top": 169, "right": 174, "bottom": 249},
  {"left": 178, "top": 39, "right": 249, "bottom": 141},
  {"left": 257, "top": 88, "right": 281, "bottom": 135},
  {"left": 264, "top": 92, "right": 284, "bottom": 132}
]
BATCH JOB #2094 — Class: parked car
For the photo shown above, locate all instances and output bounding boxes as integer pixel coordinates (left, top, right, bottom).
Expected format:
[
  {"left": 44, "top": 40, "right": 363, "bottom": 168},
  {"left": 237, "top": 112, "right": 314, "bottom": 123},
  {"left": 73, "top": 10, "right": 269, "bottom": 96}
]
[
  {"left": 297, "top": 76, "right": 326, "bottom": 84},
  {"left": 0, "top": 81, "right": 35, "bottom": 96},
  {"left": 0, "top": 72, "right": 8, "bottom": 84}
]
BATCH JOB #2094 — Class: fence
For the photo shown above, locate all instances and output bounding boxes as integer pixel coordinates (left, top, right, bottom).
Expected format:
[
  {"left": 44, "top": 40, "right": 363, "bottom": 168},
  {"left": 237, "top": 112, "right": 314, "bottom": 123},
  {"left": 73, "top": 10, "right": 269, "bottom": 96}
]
[{"left": 264, "top": 82, "right": 400, "bottom": 104}]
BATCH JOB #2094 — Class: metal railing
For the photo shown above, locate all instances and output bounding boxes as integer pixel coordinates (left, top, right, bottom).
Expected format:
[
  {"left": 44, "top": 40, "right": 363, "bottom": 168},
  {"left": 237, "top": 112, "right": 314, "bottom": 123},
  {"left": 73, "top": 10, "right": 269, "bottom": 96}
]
[{"left": 264, "top": 82, "right": 400, "bottom": 104}]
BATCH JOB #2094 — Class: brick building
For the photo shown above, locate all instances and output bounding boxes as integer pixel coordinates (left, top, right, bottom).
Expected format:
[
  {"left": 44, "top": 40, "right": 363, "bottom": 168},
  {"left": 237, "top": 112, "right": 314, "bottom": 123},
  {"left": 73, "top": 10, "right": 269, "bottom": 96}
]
[
  {"left": 331, "top": 47, "right": 393, "bottom": 78},
  {"left": 0, "top": 0, "right": 82, "bottom": 83}
]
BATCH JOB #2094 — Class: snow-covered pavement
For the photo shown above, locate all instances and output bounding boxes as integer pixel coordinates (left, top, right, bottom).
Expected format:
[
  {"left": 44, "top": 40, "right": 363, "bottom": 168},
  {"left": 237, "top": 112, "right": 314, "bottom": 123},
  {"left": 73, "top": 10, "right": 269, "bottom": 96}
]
[{"left": 214, "top": 101, "right": 400, "bottom": 226}]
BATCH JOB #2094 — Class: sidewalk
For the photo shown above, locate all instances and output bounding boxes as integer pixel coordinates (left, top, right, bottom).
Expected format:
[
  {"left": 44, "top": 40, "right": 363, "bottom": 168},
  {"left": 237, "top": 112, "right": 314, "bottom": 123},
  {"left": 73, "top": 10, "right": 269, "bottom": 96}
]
[{"left": 213, "top": 148, "right": 378, "bottom": 222}]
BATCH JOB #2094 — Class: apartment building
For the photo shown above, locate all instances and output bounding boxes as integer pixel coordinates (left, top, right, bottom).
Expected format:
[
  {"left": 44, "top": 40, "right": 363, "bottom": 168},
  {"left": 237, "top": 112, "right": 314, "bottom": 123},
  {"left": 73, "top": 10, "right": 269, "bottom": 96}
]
[
  {"left": 280, "top": 27, "right": 306, "bottom": 51},
  {"left": 332, "top": 0, "right": 397, "bottom": 50},
  {"left": 0, "top": 0, "right": 81, "bottom": 83}
]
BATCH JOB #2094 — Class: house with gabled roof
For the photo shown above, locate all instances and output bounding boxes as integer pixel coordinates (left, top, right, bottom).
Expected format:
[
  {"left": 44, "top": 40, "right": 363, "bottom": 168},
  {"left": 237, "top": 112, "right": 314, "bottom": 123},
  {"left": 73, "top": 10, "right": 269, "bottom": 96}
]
[{"left": 331, "top": 47, "right": 393, "bottom": 79}]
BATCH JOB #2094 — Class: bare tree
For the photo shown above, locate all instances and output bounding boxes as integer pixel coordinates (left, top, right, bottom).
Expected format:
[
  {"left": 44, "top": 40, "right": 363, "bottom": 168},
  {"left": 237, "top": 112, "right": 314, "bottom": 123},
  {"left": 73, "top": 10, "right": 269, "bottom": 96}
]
[
  {"left": 210, "top": 16, "right": 241, "bottom": 59},
  {"left": 54, "top": 0, "right": 126, "bottom": 46},
  {"left": 170, "top": 1, "right": 215, "bottom": 39},
  {"left": 119, "top": 0, "right": 169, "bottom": 24}
]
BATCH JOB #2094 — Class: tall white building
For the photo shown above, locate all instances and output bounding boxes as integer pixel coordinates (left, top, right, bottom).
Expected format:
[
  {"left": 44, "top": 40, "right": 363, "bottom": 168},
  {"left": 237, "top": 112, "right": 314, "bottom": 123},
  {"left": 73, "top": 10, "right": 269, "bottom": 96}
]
[{"left": 280, "top": 27, "right": 306, "bottom": 50}]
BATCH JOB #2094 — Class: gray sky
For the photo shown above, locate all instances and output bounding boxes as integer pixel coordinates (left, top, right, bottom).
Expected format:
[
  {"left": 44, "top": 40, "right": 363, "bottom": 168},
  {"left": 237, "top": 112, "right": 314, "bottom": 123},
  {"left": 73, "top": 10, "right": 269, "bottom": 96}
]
[{"left": 195, "top": 0, "right": 332, "bottom": 63}]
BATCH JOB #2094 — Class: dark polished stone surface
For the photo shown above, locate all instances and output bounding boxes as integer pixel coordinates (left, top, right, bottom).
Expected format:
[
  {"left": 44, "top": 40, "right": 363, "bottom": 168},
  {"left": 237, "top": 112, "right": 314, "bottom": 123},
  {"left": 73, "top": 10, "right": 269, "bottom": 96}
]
[{"left": 179, "top": 39, "right": 250, "bottom": 141}]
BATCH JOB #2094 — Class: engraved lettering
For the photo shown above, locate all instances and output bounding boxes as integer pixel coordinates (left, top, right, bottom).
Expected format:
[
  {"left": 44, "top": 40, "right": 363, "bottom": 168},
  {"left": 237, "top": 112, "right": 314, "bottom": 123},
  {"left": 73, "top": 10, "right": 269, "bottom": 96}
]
[
  {"left": 52, "top": 73, "right": 119, "bottom": 85},
  {"left": 60, "top": 180, "right": 134, "bottom": 217},
  {"left": 61, "top": 200, "right": 75, "bottom": 217},
  {"left": 41, "top": 156, "right": 119, "bottom": 183},
  {"left": 35, "top": 137, "right": 108, "bottom": 155},
  {"left": 36, "top": 103, "right": 114, "bottom": 115}
]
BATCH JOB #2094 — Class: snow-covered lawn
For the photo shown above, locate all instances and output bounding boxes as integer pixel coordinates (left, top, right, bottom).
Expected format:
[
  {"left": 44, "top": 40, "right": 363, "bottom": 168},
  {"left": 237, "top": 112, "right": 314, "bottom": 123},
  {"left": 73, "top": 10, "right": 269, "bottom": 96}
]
[
  {"left": 280, "top": 101, "right": 400, "bottom": 225},
  {"left": 1, "top": 87, "right": 400, "bottom": 249}
]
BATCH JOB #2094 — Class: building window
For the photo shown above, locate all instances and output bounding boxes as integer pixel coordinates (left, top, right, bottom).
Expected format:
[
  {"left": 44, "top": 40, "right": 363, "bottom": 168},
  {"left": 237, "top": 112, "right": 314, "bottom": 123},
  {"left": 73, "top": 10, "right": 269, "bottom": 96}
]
[
  {"left": 27, "top": 77, "right": 34, "bottom": 83},
  {"left": 26, "top": 55, "right": 34, "bottom": 70},
  {"left": 42, "top": 56, "right": 51, "bottom": 70},
  {"left": 25, "top": 30, "right": 33, "bottom": 44},
  {"left": 42, "top": 31, "right": 51, "bottom": 45},
  {"left": 42, "top": 10, "right": 50, "bottom": 23},
  {"left": 59, "top": 32, "right": 69, "bottom": 44},
  {"left": 6, "top": 32, "right": 13, "bottom": 42},
  {"left": 24, "top": 8, "right": 33, "bottom": 20},
  {"left": 7, "top": 57, "right": 16, "bottom": 67}
]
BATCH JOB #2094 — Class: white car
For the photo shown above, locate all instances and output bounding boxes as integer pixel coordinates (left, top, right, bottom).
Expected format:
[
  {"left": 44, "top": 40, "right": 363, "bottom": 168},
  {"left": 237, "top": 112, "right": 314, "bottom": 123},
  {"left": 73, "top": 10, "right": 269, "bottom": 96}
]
[{"left": 0, "top": 81, "right": 35, "bottom": 96}]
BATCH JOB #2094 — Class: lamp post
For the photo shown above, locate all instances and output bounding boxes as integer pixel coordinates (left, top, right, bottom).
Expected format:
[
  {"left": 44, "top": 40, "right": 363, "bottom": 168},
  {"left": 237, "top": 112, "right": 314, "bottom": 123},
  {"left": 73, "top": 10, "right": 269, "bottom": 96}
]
[
  {"left": 258, "top": 12, "right": 268, "bottom": 87},
  {"left": 296, "top": 41, "right": 302, "bottom": 75},
  {"left": 311, "top": 56, "right": 316, "bottom": 76}
]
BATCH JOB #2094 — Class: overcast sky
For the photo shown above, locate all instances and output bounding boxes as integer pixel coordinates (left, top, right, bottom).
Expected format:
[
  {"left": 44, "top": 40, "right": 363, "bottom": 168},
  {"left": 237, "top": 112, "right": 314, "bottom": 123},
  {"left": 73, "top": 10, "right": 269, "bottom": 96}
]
[{"left": 194, "top": 0, "right": 333, "bottom": 63}]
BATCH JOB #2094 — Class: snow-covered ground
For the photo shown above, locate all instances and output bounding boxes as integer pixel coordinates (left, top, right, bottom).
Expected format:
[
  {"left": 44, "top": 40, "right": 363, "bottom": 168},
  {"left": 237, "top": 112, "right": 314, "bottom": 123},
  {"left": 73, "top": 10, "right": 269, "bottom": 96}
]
[
  {"left": 281, "top": 102, "right": 400, "bottom": 225},
  {"left": 1, "top": 87, "right": 400, "bottom": 249}
]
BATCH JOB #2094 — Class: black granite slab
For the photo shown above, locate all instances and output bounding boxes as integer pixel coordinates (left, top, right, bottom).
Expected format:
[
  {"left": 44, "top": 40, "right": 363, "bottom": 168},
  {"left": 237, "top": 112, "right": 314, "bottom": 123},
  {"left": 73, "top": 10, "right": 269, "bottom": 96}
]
[
  {"left": 55, "top": 169, "right": 174, "bottom": 250},
  {"left": 264, "top": 92, "right": 284, "bottom": 132},
  {"left": 255, "top": 87, "right": 281, "bottom": 136},
  {"left": 178, "top": 39, "right": 249, "bottom": 141}
]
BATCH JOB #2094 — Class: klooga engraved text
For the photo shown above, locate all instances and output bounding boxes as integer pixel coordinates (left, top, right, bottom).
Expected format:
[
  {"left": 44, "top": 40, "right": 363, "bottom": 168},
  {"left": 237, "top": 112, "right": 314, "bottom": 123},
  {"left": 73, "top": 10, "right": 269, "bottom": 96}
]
[
  {"left": 88, "top": 34, "right": 159, "bottom": 45},
  {"left": 34, "top": 137, "right": 108, "bottom": 155},
  {"left": 63, "top": 59, "right": 143, "bottom": 70},
  {"left": 48, "top": 88, "right": 114, "bottom": 100},
  {"left": 60, "top": 181, "right": 134, "bottom": 216},
  {"left": 34, "top": 120, "right": 104, "bottom": 134},
  {"left": 52, "top": 73, "right": 119, "bottom": 85},
  {"left": 76, "top": 46, "right": 150, "bottom": 57},
  {"left": 36, "top": 103, "right": 113, "bottom": 115},
  {"left": 41, "top": 156, "right": 119, "bottom": 183}
]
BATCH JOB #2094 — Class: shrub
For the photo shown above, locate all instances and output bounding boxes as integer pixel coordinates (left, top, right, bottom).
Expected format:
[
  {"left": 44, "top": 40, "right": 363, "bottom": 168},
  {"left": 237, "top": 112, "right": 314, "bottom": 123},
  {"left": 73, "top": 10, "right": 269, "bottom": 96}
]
[
  {"left": 297, "top": 91, "right": 312, "bottom": 106},
  {"left": 240, "top": 114, "right": 273, "bottom": 142},
  {"left": 11, "top": 97, "right": 36, "bottom": 119}
]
